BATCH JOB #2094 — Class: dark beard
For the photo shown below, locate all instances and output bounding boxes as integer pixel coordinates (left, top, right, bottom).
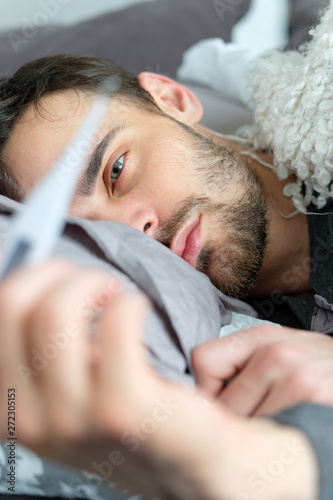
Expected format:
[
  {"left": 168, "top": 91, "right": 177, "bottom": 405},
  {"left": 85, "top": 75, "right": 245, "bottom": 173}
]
[
  {"left": 196, "top": 188, "right": 269, "bottom": 298},
  {"left": 157, "top": 189, "right": 268, "bottom": 299},
  {"left": 155, "top": 119, "right": 269, "bottom": 299}
]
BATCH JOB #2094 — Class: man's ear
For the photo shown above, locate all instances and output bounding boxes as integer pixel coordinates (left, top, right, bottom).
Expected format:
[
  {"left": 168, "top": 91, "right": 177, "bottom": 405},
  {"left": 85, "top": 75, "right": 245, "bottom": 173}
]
[{"left": 138, "top": 72, "right": 203, "bottom": 125}]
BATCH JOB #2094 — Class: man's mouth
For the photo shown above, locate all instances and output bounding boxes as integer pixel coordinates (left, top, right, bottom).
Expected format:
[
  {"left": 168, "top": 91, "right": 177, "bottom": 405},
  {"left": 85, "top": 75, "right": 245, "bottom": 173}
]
[{"left": 170, "top": 216, "right": 202, "bottom": 266}]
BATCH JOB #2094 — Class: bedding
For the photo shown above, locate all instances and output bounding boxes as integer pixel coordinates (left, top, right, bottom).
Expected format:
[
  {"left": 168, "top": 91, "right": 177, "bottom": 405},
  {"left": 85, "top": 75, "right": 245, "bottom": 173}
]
[
  {"left": 0, "top": 0, "right": 253, "bottom": 134},
  {"left": 0, "top": 0, "right": 325, "bottom": 136},
  {"left": 0, "top": 0, "right": 250, "bottom": 79}
]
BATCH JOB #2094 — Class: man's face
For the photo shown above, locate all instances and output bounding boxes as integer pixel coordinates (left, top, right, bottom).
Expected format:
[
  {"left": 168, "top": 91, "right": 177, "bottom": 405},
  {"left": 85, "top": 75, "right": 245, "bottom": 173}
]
[{"left": 3, "top": 90, "right": 268, "bottom": 298}]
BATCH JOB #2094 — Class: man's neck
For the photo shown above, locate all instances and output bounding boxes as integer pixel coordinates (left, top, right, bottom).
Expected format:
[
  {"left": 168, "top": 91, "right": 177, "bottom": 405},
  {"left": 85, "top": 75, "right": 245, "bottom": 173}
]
[
  {"left": 197, "top": 125, "right": 311, "bottom": 297},
  {"left": 246, "top": 150, "right": 311, "bottom": 297}
]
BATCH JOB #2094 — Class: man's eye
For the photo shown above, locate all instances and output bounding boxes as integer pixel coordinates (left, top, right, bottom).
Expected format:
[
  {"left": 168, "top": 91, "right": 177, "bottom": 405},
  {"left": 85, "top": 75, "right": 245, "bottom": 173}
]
[{"left": 110, "top": 155, "right": 124, "bottom": 182}]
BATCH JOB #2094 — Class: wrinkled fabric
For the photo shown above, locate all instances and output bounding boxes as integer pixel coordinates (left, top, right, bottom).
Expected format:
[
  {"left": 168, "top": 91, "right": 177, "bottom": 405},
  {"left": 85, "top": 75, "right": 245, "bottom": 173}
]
[{"left": 312, "top": 294, "right": 333, "bottom": 334}]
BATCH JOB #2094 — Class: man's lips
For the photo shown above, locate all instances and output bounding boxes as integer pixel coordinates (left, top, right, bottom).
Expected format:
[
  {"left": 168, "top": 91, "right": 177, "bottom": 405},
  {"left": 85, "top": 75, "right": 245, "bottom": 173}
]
[{"left": 170, "top": 217, "right": 201, "bottom": 266}]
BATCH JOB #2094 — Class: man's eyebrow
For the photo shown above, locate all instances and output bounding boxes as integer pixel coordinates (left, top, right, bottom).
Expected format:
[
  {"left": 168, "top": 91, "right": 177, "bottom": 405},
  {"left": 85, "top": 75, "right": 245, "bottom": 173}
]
[{"left": 77, "top": 125, "right": 125, "bottom": 197}]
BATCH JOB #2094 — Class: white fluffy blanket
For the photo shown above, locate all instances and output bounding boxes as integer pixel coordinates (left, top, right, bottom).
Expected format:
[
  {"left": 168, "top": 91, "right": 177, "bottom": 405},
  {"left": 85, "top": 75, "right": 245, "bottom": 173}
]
[{"left": 242, "top": 1, "right": 333, "bottom": 212}]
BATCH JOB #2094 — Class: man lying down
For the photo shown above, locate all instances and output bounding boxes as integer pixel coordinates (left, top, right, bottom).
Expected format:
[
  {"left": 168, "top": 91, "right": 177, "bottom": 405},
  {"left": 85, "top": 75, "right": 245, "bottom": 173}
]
[{"left": 0, "top": 49, "right": 333, "bottom": 500}]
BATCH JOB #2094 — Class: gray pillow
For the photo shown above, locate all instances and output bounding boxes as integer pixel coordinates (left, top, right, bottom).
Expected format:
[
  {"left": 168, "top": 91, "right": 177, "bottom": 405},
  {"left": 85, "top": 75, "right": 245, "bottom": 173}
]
[
  {"left": 0, "top": 0, "right": 250, "bottom": 79},
  {"left": 0, "top": 195, "right": 256, "bottom": 383}
]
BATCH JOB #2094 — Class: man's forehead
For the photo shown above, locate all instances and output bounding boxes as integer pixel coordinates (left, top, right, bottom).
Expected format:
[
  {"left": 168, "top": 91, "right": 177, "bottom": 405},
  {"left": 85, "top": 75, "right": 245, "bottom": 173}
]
[
  {"left": 3, "top": 91, "right": 107, "bottom": 192},
  {"left": 3, "top": 89, "right": 155, "bottom": 194},
  {"left": 11, "top": 90, "right": 140, "bottom": 141},
  {"left": 20, "top": 90, "right": 98, "bottom": 128}
]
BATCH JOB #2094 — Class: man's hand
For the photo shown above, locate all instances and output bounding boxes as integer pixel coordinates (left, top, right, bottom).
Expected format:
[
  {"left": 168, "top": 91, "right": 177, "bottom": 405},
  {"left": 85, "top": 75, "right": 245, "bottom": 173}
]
[
  {"left": 0, "top": 263, "right": 319, "bottom": 500},
  {"left": 192, "top": 324, "right": 333, "bottom": 416}
]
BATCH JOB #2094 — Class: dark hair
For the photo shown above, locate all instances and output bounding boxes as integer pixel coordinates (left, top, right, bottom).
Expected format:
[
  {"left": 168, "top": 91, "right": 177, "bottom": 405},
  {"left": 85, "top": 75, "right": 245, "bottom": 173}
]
[{"left": 0, "top": 54, "right": 160, "bottom": 201}]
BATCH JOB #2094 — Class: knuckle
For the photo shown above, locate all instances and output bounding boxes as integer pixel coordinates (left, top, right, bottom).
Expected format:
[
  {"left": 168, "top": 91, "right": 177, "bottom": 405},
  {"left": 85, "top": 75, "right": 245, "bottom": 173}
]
[
  {"left": 260, "top": 343, "right": 297, "bottom": 370},
  {"left": 287, "top": 369, "right": 314, "bottom": 398}
]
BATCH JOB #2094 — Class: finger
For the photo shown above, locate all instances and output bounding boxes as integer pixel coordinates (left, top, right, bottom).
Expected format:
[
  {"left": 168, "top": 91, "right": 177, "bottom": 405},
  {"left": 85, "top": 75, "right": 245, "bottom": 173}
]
[
  {"left": 192, "top": 325, "right": 283, "bottom": 395},
  {"left": 253, "top": 379, "right": 300, "bottom": 417},
  {"left": 191, "top": 339, "right": 229, "bottom": 395},
  {"left": 29, "top": 268, "right": 122, "bottom": 442},
  {"left": 94, "top": 292, "right": 152, "bottom": 433},
  {"left": 219, "top": 345, "right": 288, "bottom": 416},
  {"left": 220, "top": 332, "right": 325, "bottom": 417},
  {"left": 255, "top": 359, "right": 333, "bottom": 416},
  {"left": 0, "top": 260, "right": 79, "bottom": 440},
  {"left": 93, "top": 292, "right": 244, "bottom": 491}
]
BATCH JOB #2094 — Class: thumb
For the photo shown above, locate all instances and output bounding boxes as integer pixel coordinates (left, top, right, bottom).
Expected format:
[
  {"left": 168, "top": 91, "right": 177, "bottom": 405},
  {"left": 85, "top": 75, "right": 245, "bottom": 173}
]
[{"left": 191, "top": 325, "right": 282, "bottom": 396}]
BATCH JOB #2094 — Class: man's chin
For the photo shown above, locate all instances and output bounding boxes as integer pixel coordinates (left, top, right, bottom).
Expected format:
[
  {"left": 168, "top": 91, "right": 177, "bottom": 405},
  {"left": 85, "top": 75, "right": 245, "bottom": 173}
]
[{"left": 195, "top": 246, "right": 259, "bottom": 299}]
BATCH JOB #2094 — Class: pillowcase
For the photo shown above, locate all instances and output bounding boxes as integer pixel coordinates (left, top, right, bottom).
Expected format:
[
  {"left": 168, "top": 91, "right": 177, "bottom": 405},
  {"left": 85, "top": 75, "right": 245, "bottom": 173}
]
[{"left": 0, "top": 0, "right": 250, "bottom": 79}]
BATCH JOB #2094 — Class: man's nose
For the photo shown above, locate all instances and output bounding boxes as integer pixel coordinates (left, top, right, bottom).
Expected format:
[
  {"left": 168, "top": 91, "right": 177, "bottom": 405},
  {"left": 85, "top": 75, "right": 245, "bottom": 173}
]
[{"left": 130, "top": 209, "right": 159, "bottom": 238}]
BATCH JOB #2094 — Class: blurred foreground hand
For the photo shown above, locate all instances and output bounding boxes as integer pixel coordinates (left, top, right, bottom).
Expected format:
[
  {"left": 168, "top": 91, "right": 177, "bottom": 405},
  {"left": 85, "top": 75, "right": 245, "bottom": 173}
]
[
  {"left": 0, "top": 261, "right": 319, "bottom": 500},
  {"left": 192, "top": 325, "right": 333, "bottom": 417}
]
